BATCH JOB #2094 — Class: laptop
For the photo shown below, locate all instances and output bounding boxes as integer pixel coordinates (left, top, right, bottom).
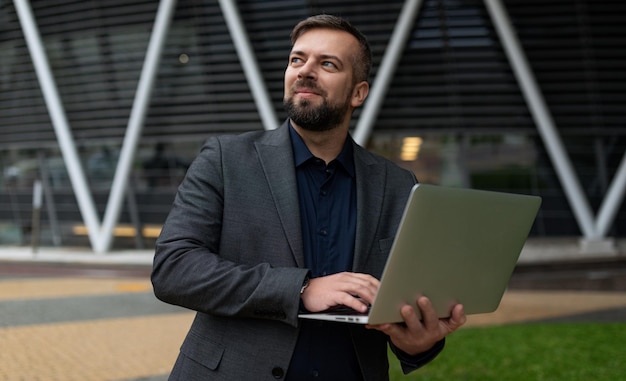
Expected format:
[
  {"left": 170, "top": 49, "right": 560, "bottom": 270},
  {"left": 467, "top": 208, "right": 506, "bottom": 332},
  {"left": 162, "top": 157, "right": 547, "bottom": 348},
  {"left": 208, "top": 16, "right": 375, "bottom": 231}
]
[{"left": 298, "top": 183, "right": 542, "bottom": 325}]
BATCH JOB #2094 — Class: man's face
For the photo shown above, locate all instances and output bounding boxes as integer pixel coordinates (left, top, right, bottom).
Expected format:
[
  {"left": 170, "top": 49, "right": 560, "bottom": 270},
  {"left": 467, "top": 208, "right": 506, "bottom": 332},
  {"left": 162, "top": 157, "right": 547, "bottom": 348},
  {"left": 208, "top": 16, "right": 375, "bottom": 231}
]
[{"left": 283, "top": 28, "right": 364, "bottom": 131}]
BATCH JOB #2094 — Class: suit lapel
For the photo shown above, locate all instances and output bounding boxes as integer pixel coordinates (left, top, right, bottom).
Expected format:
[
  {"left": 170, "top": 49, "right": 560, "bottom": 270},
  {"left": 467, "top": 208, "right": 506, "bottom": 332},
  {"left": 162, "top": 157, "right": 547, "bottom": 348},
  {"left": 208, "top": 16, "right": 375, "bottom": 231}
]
[
  {"left": 254, "top": 122, "right": 305, "bottom": 267},
  {"left": 353, "top": 143, "right": 386, "bottom": 272},
  {"left": 253, "top": 125, "right": 387, "bottom": 271}
]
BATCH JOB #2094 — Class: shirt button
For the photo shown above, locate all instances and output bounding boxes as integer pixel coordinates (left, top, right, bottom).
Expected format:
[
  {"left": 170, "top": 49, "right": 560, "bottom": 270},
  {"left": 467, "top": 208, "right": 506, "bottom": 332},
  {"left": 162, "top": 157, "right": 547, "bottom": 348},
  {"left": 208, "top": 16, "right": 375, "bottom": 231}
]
[
  {"left": 271, "top": 367, "right": 284, "bottom": 379},
  {"left": 319, "top": 229, "right": 328, "bottom": 236},
  {"left": 311, "top": 369, "right": 319, "bottom": 377}
]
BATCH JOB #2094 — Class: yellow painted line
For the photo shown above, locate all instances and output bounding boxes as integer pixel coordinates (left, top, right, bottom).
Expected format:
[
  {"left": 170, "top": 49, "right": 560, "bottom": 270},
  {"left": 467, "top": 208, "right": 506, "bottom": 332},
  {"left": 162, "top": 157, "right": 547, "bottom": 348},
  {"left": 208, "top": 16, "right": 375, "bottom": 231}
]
[
  {"left": 72, "top": 224, "right": 162, "bottom": 238},
  {"left": 0, "top": 278, "right": 152, "bottom": 301},
  {"left": 0, "top": 313, "right": 194, "bottom": 381},
  {"left": 115, "top": 282, "right": 152, "bottom": 292}
]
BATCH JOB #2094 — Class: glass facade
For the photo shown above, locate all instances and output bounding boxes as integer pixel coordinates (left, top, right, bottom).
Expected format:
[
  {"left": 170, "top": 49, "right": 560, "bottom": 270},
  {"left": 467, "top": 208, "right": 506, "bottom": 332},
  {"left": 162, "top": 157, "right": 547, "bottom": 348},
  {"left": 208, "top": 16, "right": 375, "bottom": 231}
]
[{"left": 1, "top": 0, "right": 625, "bottom": 248}]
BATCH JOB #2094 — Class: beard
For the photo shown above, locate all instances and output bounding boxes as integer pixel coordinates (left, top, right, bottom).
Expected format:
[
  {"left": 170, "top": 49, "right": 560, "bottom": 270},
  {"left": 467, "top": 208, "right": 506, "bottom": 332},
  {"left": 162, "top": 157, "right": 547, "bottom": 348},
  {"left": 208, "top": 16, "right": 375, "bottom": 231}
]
[{"left": 283, "top": 82, "right": 351, "bottom": 132}]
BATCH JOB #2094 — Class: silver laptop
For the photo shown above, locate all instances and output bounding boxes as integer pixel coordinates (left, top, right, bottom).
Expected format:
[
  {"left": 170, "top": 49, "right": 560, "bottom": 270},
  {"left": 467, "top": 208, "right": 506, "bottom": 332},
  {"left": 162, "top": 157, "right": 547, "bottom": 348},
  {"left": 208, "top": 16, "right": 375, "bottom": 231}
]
[{"left": 298, "top": 183, "right": 542, "bottom": 325}]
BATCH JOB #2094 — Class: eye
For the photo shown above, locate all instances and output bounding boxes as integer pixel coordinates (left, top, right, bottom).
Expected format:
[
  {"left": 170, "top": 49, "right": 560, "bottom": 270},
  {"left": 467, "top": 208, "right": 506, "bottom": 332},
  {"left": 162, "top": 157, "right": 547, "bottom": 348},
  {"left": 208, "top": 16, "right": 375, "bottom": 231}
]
[
  {"left": 322, "top": 61, "right": 337, "bottom": 69},
  {"left": 290, "top": 57, "right": 304, "bottom": 65}
]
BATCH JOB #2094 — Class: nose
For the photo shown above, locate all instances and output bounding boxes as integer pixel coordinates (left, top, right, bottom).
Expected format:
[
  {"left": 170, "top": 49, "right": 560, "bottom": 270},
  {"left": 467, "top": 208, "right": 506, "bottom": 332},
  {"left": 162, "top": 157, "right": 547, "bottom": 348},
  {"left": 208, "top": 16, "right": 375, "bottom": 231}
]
[{"left": 297, "top": 60, "right": 316, "bottom": 80}]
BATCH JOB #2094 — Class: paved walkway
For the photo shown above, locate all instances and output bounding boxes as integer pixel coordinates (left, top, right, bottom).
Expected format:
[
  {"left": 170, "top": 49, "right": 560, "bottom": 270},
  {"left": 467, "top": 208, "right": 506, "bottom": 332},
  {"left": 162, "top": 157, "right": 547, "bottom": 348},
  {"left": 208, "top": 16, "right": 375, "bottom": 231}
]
[
  {"left": 0, "top": 247, "right": 625, "bottom": 381},
  {"left": 0, "top": 272, "right": 191, "bottom": 381},
  {"left": 465, "top": 290, "right": 626, "bottom": 326}
]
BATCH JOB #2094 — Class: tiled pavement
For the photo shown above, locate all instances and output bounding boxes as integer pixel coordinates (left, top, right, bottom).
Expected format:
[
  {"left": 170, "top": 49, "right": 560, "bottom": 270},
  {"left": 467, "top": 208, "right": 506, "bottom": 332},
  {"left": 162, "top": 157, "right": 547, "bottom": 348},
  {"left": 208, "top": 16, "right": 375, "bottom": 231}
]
[
  {"left": 0, "top": 273, "right": 194, "bottom": 381},
  {"left": 0, "top": 248, "right": 625, "bottom": 381}
]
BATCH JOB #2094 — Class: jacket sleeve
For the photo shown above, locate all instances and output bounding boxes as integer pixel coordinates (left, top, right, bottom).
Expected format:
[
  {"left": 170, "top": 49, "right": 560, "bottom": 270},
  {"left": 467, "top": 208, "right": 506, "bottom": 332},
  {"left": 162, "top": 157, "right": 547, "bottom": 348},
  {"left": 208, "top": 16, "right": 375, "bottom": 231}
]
[
  {"left": 391, "top": 339, "right": 445, "bottom": 374},
  {"left": 151, "top": 136, "right": 308, "bottom": 327}
]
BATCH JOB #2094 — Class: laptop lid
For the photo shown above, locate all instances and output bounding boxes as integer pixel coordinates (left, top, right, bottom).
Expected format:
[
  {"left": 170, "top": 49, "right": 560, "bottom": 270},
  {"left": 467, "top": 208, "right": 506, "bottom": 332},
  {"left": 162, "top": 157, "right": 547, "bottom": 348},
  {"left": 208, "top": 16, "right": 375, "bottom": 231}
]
[{"left": 298, "top": 183, "right": 541, "bottom": 325}]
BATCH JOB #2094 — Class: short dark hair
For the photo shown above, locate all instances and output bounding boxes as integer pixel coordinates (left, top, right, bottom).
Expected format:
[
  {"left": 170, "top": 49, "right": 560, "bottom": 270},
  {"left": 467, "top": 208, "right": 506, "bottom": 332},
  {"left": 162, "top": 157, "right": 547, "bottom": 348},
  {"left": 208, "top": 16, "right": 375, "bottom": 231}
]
[{"left": 290, "top": 14, "right": 372, "bottom": 84}]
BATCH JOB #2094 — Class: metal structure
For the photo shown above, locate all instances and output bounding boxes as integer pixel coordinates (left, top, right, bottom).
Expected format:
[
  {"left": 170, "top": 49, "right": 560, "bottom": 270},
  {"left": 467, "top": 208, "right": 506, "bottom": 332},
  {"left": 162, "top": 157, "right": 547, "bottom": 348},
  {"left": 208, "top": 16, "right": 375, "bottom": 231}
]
[{"left": 8, "top": 0, "right": 626, "bottom": 253}]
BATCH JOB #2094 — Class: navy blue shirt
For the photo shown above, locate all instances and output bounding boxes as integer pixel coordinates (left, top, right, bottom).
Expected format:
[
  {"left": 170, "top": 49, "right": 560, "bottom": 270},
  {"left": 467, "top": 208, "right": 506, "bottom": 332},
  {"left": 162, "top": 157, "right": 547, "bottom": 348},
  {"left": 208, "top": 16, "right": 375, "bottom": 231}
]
[{"left": 286, "top": 125, "right": 363, "bottom": 380}]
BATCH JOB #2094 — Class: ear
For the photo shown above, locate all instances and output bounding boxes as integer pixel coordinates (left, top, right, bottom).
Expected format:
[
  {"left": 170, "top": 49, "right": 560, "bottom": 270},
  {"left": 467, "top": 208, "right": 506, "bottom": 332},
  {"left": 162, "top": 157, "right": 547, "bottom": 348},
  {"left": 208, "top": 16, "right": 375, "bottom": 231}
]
[{"left": 350, "top": 81, "right": 369, "bottom": 108}]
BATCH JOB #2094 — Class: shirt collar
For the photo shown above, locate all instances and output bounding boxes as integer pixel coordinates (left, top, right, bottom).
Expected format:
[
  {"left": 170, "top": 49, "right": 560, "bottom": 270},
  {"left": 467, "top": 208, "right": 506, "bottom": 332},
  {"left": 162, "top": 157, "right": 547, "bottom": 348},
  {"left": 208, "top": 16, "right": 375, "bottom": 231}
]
[{"left": 288, "top": 122, "right": 355, "bottom": 177}]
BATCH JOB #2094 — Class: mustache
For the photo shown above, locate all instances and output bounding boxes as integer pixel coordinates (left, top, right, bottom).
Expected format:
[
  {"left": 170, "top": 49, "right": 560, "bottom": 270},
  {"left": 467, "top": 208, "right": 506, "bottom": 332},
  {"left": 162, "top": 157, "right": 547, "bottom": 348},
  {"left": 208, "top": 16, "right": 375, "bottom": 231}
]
[{"left": 292, "top": 79, "right": 324, "bottom": 95}]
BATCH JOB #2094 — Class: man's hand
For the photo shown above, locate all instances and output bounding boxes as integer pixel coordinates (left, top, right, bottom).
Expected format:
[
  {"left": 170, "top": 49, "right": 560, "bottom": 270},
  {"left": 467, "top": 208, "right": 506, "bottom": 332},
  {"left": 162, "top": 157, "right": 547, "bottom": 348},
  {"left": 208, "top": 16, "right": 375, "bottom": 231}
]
[
  {"left": 367, "top": 296, "right": 466, "bottom": 355},
  {"left": 301, "top": 272, "right": 379, "bottom": 313}
]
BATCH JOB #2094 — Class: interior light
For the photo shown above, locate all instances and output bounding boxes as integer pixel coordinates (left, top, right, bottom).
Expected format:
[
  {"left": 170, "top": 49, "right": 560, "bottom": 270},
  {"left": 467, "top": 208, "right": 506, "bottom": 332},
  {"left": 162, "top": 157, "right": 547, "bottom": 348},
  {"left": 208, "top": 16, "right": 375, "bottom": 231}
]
[{"left": 401, "top": 136, "right": 423, "bottom": 161}]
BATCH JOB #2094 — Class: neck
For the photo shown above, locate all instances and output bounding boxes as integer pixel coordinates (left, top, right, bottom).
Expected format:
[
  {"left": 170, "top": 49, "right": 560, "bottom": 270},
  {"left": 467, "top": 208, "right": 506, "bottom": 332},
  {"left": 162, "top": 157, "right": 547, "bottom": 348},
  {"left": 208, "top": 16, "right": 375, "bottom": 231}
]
[{"left": 291, "top": 122, "right": 349, "bottom": 164}]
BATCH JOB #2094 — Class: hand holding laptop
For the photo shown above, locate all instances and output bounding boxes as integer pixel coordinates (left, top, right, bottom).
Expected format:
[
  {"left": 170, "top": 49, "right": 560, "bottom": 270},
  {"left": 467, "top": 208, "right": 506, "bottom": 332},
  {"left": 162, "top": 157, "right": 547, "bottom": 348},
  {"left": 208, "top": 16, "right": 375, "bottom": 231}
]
[
  {"left": 367, "top": 295, "right": 466, "bottom": 356},
  {"left": 300, "top": 272, "right": 379, "bottom": 314},
  {"left": 301, "top": 271, "right": 467, "bottom": 356}
]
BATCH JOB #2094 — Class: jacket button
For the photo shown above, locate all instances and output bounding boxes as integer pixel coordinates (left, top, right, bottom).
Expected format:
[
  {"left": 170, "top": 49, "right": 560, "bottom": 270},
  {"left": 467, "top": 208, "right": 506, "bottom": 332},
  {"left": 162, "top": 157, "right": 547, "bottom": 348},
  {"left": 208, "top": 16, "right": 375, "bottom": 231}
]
[{"left": 271, "top": 367, "right": 284, "bottom": 379}]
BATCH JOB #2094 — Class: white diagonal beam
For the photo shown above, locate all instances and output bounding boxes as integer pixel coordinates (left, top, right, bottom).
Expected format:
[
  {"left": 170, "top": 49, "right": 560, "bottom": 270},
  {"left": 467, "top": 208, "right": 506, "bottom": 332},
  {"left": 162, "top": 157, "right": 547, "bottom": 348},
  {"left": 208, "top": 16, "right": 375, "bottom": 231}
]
[
  {"left": 484, "top": 0, "right": 597, "bottom": 238},
  {"left": 14, "top": 0, "right": 102, "bottom": 248},
  {"left": 353, "top": 0, "right": 423, "bottom": 146},
  {"left": 97, "top": 0, "right": 177, "bottom": 253},
  {"left": 595, "top": 152, "right": 626, "bottom": 236},
  {"left": 218, "top": 0, "right": 278, "bottom": 131}
]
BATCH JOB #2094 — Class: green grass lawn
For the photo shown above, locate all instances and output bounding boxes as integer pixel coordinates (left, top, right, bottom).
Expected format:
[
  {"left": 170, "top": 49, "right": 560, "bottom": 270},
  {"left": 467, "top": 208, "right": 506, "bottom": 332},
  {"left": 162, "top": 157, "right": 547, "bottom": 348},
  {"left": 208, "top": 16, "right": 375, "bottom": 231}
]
[{"left": 389, "top": 323, "right": 626, "bottom": 381}]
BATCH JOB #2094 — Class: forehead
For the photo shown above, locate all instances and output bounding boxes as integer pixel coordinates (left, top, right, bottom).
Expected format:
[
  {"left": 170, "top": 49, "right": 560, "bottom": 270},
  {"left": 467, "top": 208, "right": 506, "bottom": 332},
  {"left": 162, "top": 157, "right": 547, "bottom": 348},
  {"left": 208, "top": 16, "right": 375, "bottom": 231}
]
[{"left": 291, "top": 28, "right": 359, "bottom": 59}]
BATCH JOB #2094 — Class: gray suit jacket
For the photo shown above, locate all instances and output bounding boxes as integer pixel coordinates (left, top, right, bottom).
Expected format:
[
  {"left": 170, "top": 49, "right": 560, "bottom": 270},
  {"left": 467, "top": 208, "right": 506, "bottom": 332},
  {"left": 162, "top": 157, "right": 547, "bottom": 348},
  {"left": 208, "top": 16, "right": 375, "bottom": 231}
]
[{"left": 152, "top": 122, "right": 440, "bottom": 381}]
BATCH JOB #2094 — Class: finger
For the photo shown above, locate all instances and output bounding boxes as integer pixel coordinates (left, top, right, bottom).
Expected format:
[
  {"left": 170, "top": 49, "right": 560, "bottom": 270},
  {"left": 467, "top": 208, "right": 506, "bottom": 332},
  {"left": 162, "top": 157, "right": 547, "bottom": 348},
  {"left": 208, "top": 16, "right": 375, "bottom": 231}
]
[
  {"left": 399, "top": 304, "right": 422, "bottom": 331},
  {"left": 335, "top": 271, "right": 378, "bottom": 283},
  {"left": 367, "top": 321, "right": 402, "bottom": 336},
  {"left": 347, "top": 272, "right": 380, "bottom": 291},
  {"left": 367, "top": 304, "right": 415, "bottom": 332},
  {"left": 303, "top": 277, "right": 369, "bottom": 312},
  {"left": 337, "top": 272, "right": 379, "bottom": 304},
  {"left": 337, "top": 293, "right": 371, "bottom": 313},
  {"left": 317, "top": 273, "right": 379, "bottom": 311},
  {"left": 417, "top": 296, "right": 439, "bottom": 330},
  {"left": 448, "top": 304, "right": 466, "bottom": 330},
  {"left": 347, "top": 272, "right": 380, "bottom": 284}
]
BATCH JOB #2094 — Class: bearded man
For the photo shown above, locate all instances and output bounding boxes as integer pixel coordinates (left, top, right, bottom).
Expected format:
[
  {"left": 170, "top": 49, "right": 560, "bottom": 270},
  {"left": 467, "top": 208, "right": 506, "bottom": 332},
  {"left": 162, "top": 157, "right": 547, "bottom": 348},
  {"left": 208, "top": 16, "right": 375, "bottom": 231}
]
[{"left": 152, "top": 14, "right": 466, "bottom": 381}]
